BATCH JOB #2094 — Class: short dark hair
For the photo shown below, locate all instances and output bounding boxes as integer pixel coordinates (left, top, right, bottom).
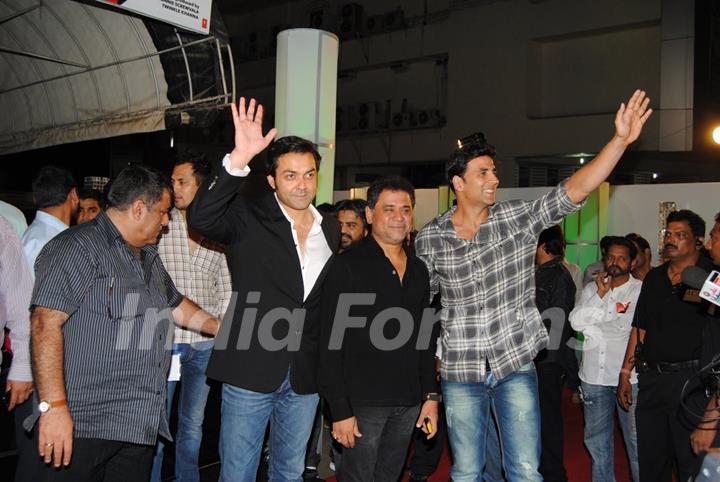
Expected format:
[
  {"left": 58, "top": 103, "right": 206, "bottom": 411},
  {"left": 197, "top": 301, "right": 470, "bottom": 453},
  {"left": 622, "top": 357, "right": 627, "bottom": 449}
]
[
  {"left": 78, "top": 188, "right": 104, "bottom": 208},
  {"left": 175, "top": 151, "right": 211, "bottom": 185},
  {"left": 625, "top": 232, "right": 650, "bottom": 254},
  {"left": 446, "top": 132, "right": 496, "bottom": 193},
  {"left": 666, "top": 209, "right": 706, "bottom": 239},
  {"left": 538, "top": 225, "right": 565, "bottom": 256},
  {"left": 32, "top": 166, "right": 77, "bottom": 209},
  {"left": 315, "top": 203, "right": 336, "bottom": 216},
  {"left": 715, "top": 211, "right": 720, "bottom": 224},
  {"left": 106, "top": 165, "right": 170, "bottom": 210},
  {"left": 266, "top": 136, "right": 321, "bottom": 177},
  {"left": 335, "top": 199, "right": 368, "bottom": 228},
  {"left": 603, "top": 236, "right": 638, "bottom": 261},
  {"left": 366, "top": 176, "right": 415, "bottom": 210}
]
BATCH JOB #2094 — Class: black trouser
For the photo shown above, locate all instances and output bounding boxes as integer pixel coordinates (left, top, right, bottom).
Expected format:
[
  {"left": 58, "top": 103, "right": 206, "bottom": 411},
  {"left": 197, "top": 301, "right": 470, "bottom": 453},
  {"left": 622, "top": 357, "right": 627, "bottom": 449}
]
[
  {"left": 637, "top": 369, "right": 703, "bottom": 482},
  {"left": 537, "top": 362, "right": 567, "bottom": 482},
  {"left": 408, "top": 403, "right": 446, "bottom": 479},
  {"left": 337, "top": 404, "right": 420, "bottom": 482},
  {"left": 39, "top": 438, "right": 154, "bottom": 482},
  {"left": 13, "top": 398, "right": 46, "bottom": 482}
]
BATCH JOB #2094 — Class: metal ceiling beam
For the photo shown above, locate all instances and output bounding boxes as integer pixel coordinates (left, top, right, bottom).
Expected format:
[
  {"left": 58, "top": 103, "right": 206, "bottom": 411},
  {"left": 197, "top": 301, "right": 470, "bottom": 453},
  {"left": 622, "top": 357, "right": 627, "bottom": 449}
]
[{"left": 0, "top": 46, "right": 88, "bottom": 68}]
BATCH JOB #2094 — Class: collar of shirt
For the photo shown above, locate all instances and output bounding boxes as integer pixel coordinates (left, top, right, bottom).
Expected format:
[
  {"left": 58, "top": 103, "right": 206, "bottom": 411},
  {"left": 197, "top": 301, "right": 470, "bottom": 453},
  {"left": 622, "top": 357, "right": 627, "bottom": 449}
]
[
  {"left": 32, "top": 210, "right": 68, "bottom": 231},
  {"left": 274, "top": 193, "right": 324, "bottom": 235},
  {"left": 536, "top": 256, "right": 563, "bottom": 272},
  {"left": 95, "top": 211, "right": 159, "bottom": 263},
  {"left": 433, "top": 203, "right": 505, "bottom": 245},
  {"left": 273, "top": 193, "right": 331, "bottom": 300}
]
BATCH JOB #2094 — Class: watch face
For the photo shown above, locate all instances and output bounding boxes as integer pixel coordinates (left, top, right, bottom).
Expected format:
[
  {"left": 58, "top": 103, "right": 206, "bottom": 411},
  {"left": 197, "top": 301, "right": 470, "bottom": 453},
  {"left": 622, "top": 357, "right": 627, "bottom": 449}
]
[{"left": 38, "top": 401, "right": 50, "bottom": 412}]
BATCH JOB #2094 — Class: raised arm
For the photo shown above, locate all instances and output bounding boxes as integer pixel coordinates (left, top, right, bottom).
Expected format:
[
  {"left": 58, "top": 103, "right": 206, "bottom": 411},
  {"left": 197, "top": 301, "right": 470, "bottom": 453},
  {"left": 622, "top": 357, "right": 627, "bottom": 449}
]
[
  {"left": 187, "top": 97, "right": 277, "bottom": 243},
  {"left": 565, "top": 90, "right": 653, "bottom": 204}
]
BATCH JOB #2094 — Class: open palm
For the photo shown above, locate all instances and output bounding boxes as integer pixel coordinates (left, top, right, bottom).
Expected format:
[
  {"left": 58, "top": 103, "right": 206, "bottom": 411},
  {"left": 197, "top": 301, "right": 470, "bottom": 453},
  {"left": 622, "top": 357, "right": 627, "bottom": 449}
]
[
  {"left": 229, "top": 97, "right": 277, "bottom": 168},
  {"left": 614, "top": 89, "right": 652, "bottom": 145}
]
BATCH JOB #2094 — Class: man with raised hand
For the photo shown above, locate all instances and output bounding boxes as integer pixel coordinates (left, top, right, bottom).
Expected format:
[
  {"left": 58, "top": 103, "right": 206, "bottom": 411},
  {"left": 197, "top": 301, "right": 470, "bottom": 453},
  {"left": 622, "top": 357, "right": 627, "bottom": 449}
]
[
  {"left": 187, "top": 98, "right": 340, "bottom": 481},
  {"left": 415, "top": 90, "right": 652, "bottom": 481},
  {"left": 571, "top": 236, "right": 641, "bottom": 482}
]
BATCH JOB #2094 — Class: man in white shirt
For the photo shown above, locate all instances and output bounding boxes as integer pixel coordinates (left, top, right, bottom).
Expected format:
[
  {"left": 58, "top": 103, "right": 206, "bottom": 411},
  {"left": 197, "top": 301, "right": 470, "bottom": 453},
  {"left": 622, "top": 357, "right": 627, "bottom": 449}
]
[
  {"left": 22, "top": 166, "right": 79, "bottom": 271},
  {"left": 569, "top": 236, "right": 642, "bottom": 482},
  {"left": 151, "top": 156, "right": 232, "bottom": 482},
  {"left": 0, "top": 199, "right": 28, "bottom": 236},
  {"left": 17, "top": 165, "right": 78, "bottom": 481}
]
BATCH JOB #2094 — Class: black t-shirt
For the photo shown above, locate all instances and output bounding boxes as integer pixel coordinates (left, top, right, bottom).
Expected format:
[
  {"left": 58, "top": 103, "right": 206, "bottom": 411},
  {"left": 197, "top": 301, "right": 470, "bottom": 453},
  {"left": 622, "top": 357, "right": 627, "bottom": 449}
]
[
  {"left": 633, "top": 256, "right": 715, "bottom": 363},
  {"left": 318, "top": 236, "right": 439, "bottom": 422}
]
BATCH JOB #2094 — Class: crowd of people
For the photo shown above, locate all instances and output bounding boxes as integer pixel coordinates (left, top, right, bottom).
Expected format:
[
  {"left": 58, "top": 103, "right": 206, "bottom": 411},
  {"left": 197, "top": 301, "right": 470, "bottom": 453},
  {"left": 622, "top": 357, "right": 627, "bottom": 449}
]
[{"left": 1, "top": 89, "right": 719, "bottom": 482}]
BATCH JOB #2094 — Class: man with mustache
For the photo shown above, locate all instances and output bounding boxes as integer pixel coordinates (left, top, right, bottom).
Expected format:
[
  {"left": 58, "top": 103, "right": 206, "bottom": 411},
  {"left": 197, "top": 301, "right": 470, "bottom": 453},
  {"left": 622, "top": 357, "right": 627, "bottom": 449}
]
[
  {"left": 318, "top": 177, "right": 439, "bottom": 482},
  {"left": 571, "top": 236, "right": 642, "bottom": 482},
  {"left": 618, "top": 209, "right": 711, "bottom": 482},
  {"left": 336, "top": 198, "right": 368, "bottom": 252}
]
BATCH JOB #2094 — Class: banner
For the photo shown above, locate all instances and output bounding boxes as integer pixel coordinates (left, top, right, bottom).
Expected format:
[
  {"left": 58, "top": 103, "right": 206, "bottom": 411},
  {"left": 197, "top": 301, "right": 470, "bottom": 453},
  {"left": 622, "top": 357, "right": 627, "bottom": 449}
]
[{"left": 98, "top": 0, "right": 212, "bottom": 34}]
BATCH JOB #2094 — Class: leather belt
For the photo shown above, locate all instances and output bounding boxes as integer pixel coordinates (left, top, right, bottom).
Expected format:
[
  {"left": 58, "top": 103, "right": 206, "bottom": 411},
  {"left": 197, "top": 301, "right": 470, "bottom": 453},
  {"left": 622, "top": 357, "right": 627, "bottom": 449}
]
[{"left": 646, "top": 359, "right": 699, "bottom": 373}]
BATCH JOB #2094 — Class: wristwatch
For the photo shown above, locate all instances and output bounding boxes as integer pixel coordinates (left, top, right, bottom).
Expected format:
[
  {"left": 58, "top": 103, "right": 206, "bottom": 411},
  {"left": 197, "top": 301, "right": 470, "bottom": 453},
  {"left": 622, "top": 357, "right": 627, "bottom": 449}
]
[
  {"left": 423, "top": 392, "right": 442, "bottom": 402},
  {"left": 38, "top": 399, "right": 67, "bottom": 413}
]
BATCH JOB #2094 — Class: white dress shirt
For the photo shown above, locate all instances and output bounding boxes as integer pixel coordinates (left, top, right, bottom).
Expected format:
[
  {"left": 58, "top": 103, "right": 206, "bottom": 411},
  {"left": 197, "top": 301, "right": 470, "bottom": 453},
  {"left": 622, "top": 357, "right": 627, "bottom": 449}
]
[
  {"left": 275, "top": 194, "right": 332, "bottom": 301},
  {"left": 569, "top": 276, "right": 643, "bottom": 386},
  {"left": 21, "top": 211, "right": 69, "bottom": 275},
  {"left": 0, "top": 200, "right": 28, "bottom": 237},
  {"left": 0, "top": 217, "right": 34, "bottom": 381},
  {"left": 222, "top": 154, "right": 332, "bottom": 301}
]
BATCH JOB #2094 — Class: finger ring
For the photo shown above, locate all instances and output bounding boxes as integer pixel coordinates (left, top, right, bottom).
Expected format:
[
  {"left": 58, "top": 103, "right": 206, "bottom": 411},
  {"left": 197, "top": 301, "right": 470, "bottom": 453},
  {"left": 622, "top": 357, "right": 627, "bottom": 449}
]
[{"left": 45, "top": 442, "right": 54, "bottom": 447}]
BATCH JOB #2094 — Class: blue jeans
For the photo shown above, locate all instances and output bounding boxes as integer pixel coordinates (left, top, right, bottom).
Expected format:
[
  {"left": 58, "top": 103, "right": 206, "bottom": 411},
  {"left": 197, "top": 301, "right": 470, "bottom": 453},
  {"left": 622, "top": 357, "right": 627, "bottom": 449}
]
[
  {"left": 443, "top": 362, "right": 542, "bottom": 482},
  {"left": 151, "top": 340, "right": 214, "bottom": 482},
  {"left": 581, "top": 381, "right": 639, "bottom": 482},
  {"left": 219, "top": 371, "right": 319, "bottom": 482}
]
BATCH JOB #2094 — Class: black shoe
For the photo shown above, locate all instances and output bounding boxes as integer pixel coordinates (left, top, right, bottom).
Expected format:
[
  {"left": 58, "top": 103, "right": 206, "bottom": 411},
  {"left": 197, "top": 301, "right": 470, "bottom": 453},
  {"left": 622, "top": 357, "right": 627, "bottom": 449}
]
[{"left": 302, "top": 467, "right": 323, "bottom": 480}]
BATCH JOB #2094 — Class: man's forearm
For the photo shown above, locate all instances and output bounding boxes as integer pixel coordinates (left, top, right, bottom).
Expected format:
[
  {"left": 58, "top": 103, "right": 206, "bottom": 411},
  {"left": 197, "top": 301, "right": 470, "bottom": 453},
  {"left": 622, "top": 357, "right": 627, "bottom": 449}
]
[
  {"left": 565, "top": 136, "right": 627, "bottom": 204},
  {"left": 172, "top": 297, "right": 220, "bottom": 336},
  {"left": 31, "top": 309, "right": 68, "bottom": 401}
]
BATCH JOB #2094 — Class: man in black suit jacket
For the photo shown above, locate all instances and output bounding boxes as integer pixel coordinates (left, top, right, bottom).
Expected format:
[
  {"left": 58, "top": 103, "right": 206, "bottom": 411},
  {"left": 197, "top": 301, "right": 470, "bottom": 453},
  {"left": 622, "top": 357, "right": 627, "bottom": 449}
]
[{"left": 187, "top": 97, "right": 340, "bottom": 481}]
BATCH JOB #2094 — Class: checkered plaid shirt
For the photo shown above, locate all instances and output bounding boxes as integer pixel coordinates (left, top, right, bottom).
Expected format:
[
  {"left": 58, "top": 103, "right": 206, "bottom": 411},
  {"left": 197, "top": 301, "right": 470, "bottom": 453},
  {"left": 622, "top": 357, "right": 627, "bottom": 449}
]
[
  {"left": 415, "top": 182, "right": 584, "bottom": 382},
  {"left": 158, "top": 208, "right": 232, "bottom": 344}
]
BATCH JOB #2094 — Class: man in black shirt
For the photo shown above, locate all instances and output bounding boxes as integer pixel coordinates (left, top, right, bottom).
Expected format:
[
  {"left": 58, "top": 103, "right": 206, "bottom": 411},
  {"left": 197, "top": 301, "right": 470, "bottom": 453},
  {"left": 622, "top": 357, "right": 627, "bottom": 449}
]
[
  {"left": 319, "top": 177, "right": 439, "bottom": 482},
  {"left": 534, "top": 225, "right": 577, "bottom": 482},
  {"left": 691, "top": 211, "right": 720, "bottom": 457},
  {"left": 620, "top": 209, "right": 710, "bottom": 482}
]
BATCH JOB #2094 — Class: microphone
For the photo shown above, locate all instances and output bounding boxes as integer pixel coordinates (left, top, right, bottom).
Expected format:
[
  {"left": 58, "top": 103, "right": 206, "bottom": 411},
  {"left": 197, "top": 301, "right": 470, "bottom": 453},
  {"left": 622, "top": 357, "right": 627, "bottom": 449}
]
[
  {"left": 682, "top": 266, "right": 720, "bottom": 307},
  {"left": 682, "top": 266, "right": 710, "bottom": 290}
]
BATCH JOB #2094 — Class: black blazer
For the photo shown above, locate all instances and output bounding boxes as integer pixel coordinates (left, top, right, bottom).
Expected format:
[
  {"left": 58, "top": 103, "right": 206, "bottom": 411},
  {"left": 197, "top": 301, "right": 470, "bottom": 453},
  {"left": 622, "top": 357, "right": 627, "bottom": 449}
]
[{"left": 187, "top": 167, "right": 340, "bottom": 394}]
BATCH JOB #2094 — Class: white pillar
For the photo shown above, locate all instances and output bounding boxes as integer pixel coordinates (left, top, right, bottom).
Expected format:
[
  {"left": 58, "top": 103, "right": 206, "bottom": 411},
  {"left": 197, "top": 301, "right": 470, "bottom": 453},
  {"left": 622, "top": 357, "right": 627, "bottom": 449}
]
[{"left": 275, "top": 28, "right": 339, "bottom": 205}]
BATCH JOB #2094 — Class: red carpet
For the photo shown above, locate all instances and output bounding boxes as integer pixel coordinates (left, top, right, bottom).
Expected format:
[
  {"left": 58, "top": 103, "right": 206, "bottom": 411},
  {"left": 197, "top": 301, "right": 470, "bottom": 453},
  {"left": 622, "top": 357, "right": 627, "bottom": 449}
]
[{"left": 327, "top": 388, "right": 632, "bottom": 481}]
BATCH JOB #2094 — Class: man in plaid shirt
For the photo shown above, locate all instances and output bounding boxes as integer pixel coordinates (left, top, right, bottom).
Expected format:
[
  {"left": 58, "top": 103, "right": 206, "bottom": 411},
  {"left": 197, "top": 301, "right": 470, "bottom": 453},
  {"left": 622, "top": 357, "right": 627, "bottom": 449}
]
[
  {"left": 152, "top": 154, "right": 232, "bottom": 482},
  {"left": 414, "top": 90, "right": 652, "bottom": 481}
]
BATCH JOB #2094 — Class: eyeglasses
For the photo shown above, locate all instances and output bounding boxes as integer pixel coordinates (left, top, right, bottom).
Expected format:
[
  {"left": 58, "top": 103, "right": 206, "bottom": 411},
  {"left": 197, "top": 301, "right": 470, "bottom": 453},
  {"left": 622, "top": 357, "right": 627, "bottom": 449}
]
[{"left": 456, "top": 132, "right": 487, "bottom": 149}]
